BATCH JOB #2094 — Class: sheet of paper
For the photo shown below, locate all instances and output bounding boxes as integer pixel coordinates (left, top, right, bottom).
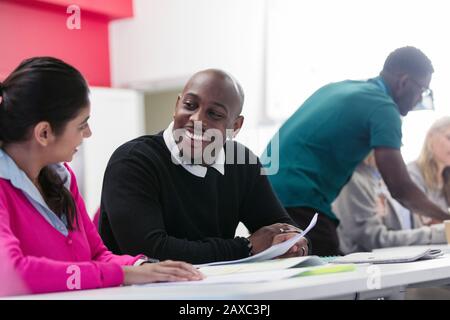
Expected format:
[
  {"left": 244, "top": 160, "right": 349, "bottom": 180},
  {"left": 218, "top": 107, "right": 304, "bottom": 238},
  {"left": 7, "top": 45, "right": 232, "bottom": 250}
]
[
  {"left": 194, "top": 269, "right": 303, "bottom": 284},
  {"left": 137, "top": 263, "right": 357, "bottom": 287},
  {"left": 138, "top": 269, "right": 304, "bottom": 287},
  {"left": 199, "top": 256, "right": 318, "bottom": 277},
  {"left": 197, "top": 213, "right": 318, "bottom": 267},
  {"left": 332, "top": 248, "right": 444, "bottom": 264}
]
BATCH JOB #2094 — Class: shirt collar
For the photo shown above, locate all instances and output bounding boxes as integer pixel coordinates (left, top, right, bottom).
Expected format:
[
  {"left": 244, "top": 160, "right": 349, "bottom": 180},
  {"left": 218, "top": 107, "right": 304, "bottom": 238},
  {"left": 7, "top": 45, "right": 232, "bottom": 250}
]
[
  {"left": 0, "top": 148, "right": 71, "bottom": 236},
  {"left": 163, "top": 121, "right": 225, "bottom": 178},
  {"left": 370, "top": 76, "right": 393, "bottom": 98}
]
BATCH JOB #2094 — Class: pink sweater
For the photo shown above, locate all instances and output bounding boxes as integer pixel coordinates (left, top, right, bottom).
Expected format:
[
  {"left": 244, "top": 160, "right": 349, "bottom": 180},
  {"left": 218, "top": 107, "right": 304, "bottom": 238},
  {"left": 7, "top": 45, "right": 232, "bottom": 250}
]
[
  {"left": 0, "top": 164, "right": 141, "bottom": 294},
  {"left": 0, "top": 242, "right": 27, "bottom": 296}
]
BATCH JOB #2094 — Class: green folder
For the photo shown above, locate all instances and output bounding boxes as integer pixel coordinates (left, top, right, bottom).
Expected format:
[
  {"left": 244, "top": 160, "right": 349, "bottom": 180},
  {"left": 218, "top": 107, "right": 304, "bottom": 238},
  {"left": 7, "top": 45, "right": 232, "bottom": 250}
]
[{"left": 296, "top": 264, "right": 356, "bottom": 277}]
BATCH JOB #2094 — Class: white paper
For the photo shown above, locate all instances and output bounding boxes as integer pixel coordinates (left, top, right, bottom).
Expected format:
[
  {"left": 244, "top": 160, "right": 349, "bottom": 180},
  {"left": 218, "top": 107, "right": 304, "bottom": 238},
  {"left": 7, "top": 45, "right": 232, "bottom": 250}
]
[
  {"left": 332, "top": 248, "right": 444, "bottom": 264},
  {"left": 194, "top": 269, "right": 303, "bottom": 284},
  {"left": 197, "top": 213, "right": 318, "bottom": 267},
  {"left": 199, "top": 256, "right": 324, "bottom": 277},
  {"left": 138, "top": 269, "right": 304, "bottom": 287}
]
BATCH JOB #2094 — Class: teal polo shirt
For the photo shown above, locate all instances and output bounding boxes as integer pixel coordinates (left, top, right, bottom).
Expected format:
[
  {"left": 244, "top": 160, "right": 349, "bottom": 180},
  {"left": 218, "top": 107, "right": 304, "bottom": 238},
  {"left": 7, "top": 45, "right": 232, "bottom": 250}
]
[{"left": 261, "top": 77, "right": 402, "bottom": 221}]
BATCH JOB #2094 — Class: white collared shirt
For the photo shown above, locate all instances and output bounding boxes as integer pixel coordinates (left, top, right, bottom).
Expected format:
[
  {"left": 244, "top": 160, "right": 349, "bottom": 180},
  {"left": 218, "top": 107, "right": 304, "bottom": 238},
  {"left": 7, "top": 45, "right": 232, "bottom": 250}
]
[
  {"left": 163, "top": 122, "right": 225, "bottom": 178},
  {"left": 0, "top": 149, "right": 71, "bottom": 236}
]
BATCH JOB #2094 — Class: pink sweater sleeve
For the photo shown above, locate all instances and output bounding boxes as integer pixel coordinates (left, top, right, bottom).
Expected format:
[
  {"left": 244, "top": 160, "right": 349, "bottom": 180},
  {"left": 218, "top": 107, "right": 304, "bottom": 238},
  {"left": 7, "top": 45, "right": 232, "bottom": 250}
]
[
  {"left": 0, "top": 165, "right": 144, "bottom": 295},
  {"left": 0, "top": 240, "right": 27, "bottom": 297},
  {"left": 0, "top": 200, "right": 124, "bottom": 294},
  {"left": 65, "top": 164, "right": 144, "bottom": 266}
]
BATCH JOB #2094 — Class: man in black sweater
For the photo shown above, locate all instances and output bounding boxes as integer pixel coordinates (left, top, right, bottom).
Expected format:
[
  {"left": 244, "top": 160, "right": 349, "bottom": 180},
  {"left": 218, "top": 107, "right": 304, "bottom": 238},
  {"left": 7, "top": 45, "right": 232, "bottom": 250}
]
[{"left": 99, "top": 69, "right": 309, "bottom": 264}]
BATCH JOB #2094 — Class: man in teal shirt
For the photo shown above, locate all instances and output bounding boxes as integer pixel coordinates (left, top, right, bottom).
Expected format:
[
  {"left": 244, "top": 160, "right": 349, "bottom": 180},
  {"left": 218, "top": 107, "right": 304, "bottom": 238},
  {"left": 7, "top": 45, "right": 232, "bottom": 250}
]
[{"left": 262, "top": 46, "right": 450, "bottom": 255}]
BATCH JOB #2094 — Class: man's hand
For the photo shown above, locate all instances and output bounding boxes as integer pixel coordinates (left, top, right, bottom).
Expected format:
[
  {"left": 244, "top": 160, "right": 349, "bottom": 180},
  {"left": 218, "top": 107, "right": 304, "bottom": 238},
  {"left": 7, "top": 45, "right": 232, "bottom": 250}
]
[
  {"left": 272, "top": 234, "right": 309, "bottom": 258},
  {"left": 247, "top": 223, "right": 303, "bottom": 255}
]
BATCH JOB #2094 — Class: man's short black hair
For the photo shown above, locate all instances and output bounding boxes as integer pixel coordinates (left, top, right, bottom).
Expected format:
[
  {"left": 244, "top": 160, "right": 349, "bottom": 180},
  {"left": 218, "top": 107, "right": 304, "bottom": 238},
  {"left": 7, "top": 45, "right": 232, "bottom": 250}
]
[{"left": 383, "top": 46, "right": 434, "bottom": 78}]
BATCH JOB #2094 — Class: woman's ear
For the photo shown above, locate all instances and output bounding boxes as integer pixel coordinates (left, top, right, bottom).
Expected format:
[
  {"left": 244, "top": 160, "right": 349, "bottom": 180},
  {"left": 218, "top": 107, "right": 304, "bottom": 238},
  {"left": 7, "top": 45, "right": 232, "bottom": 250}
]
[{"left": 33, "top": 121, "right": 54, "bottom": 147}]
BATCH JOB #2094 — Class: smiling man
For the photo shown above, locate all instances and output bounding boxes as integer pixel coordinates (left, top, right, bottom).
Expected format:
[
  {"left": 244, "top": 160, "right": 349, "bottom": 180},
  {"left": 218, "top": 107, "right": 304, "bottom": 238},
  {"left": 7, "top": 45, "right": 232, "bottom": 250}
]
[{"left": 99, "top": 69, "right": 308, "bottom": 264}]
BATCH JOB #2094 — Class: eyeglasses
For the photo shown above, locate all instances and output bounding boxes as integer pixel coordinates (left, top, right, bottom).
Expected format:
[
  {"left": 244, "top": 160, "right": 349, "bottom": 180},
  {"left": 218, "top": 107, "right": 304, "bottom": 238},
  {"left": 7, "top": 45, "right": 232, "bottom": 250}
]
[{"left": 409, "top": 77, "right": 434, "bottom": 111}]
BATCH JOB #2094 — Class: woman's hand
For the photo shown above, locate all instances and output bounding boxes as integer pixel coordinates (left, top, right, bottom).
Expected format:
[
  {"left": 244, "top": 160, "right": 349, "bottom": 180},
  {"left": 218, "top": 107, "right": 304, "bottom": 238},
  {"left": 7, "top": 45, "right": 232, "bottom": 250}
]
[{"left": 123, "top": 260, "right": 204, "bottom": 285}]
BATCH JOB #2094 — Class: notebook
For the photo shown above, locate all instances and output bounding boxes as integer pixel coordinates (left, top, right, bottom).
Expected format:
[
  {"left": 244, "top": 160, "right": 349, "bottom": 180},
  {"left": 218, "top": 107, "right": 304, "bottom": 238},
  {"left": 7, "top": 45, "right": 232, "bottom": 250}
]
[{"left": 332, "top": 248, "right": 444, "bottom": 264}]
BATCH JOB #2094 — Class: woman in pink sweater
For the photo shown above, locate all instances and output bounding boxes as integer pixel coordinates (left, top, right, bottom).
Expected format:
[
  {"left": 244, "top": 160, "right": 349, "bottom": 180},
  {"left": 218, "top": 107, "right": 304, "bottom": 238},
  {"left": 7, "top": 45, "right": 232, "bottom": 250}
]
[{"left": 0, "top": 57, "right": 203, "bottom": 295}]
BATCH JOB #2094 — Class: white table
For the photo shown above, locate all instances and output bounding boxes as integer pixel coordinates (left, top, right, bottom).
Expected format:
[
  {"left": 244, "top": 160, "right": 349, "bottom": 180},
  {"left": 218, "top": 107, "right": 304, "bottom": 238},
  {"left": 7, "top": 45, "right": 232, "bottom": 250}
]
[
  {"left": 373, "top": 244, "right": 450, "bottom": 254},
  {"left": 11, "top": 253, "right": 450, "bottom": 300}
]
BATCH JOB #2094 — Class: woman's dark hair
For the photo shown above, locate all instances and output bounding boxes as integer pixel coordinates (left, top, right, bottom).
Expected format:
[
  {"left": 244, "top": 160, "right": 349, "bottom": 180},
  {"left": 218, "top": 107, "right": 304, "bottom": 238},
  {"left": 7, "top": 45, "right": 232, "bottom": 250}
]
[{"left": 0, "top": 57, "right": 90, "bottom": 230}]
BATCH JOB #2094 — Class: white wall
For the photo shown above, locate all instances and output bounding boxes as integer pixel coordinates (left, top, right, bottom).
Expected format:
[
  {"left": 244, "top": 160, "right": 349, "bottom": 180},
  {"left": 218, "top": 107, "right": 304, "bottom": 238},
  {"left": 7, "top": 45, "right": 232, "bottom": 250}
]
[
  {"left": 144, "top": 89, "right": 180, "bottom": 135},
  {"left": 110, "top": 0, "right": 450, "bottom": 164},
  {"left": 110, "top": 0, "right": 267, "bottom": 148},
  {"left": 266, "top": 0, "right": 450, "bottom": 163},
  {"left": 71, "top": 87, "right": 145, "bottom": 217}
]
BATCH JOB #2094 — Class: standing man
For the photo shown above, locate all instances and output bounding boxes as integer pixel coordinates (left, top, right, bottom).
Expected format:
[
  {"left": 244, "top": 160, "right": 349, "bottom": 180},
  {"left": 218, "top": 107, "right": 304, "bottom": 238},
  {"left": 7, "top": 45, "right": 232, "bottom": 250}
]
[{"left": 262, "top": 46, "right": 450, "bottom": 256}]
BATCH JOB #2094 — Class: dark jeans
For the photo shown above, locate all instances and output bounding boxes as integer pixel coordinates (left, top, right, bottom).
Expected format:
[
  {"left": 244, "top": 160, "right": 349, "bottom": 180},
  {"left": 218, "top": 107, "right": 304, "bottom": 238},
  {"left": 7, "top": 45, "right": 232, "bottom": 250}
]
[{"left": 286, "top": 207, "right": 341, "bottom": 257}]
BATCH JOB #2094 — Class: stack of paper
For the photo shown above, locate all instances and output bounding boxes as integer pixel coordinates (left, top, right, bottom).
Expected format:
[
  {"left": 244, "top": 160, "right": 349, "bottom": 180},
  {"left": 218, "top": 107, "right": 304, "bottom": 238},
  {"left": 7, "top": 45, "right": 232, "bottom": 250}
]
[
  {"left": 199, "top": 256, "right": 325, "bottom": 277},
  {"left": 332, "top": 248, "right": 444, "bottom": 264},
  {"left": 137, "top": 213, "right": 356, "bottom": 287},
  {"left": 196, "top": 213, "right": 318, "bottom": 268},
  {"left": 139, "top": 260, "right": 356, "bottom": 287}
]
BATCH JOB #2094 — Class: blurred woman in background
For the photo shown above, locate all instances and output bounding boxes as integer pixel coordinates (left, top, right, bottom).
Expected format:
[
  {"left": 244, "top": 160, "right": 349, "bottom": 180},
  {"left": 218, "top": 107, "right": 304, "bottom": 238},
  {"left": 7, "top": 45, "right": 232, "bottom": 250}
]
[
  {"left": 408, "top": 117, "right": 450, "bottom": 225},
  {"left": 333, "top": 152, "right": 445, "bottom": 254}
]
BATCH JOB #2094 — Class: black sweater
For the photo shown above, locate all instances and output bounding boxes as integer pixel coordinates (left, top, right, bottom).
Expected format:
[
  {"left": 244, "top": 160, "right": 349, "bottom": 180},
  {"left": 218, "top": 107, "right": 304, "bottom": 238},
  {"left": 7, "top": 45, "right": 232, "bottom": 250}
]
[{"left": 99, "top": 133, "right": 296, "bottom": 264}]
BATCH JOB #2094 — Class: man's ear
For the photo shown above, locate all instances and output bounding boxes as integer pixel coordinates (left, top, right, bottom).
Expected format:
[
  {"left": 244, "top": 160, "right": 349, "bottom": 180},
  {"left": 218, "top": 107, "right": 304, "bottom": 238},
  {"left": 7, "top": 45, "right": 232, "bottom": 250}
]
[
  {"left": 33, "top": 121, "right": 54, "bottom": 147},
  {"left": 397, "top": 74, "right": 409, "bottom": 93},
  {"left": 231, "top": 115, "right": 244, "bottom": 138}
]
